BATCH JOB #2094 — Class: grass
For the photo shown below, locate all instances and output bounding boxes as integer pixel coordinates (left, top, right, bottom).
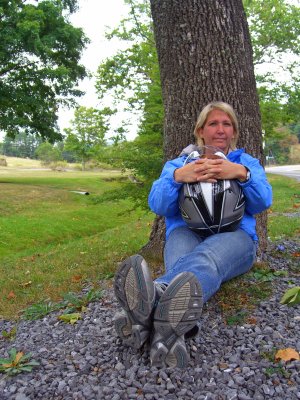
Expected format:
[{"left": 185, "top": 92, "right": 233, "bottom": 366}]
[
  {"left": 0, "top": 160, "right": 153, "bottom": 319},
  {"left": 0, "top": 159, "right": 299, "bottom": 320},
  {"left": 267, "top": 174, "right": 300, "bottom": 240}
]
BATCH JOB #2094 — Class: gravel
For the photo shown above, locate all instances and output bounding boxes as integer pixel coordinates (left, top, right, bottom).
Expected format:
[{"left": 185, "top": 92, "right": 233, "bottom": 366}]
[{"left": 1, "top": 239, "right": 299, "bottom": 400}]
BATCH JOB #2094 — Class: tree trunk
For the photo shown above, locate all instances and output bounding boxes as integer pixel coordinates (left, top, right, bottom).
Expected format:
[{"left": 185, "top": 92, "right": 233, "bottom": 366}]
[{"left": 144, "top": 0, "right": 267, "bottom": 260}]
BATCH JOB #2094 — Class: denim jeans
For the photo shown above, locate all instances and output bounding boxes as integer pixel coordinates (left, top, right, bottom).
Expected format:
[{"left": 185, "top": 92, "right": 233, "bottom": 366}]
[{"left": 155, "top": 226, "right": 256, "bottom": 303}]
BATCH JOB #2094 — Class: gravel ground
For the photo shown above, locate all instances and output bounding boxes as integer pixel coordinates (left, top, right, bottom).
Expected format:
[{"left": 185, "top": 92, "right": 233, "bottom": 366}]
[{"left": 0, "top": 239, "right": 299, "bottom": 400}]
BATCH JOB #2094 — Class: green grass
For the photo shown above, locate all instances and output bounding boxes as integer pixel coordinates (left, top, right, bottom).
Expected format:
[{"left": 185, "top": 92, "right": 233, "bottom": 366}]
[
  {"left": 0, "top": 166, "right": 298, "bottom": 320},
  {"left": 0, "top": 168, "right": 153, "bottom": 319},
  {"left": 267, "top": 174, "right": 300, "bottom": 240}
]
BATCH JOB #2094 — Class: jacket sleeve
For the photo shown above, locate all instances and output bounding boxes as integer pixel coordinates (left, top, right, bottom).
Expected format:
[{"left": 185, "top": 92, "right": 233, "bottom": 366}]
[
  {"left": 148, "top": 158, "right": 184, "bottom": 217},
  {"left": 238, "top": 153, "right": 272, "bottom": 215}
]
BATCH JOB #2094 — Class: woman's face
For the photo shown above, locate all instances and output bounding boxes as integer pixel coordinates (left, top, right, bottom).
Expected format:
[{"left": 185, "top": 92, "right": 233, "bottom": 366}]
[{"left": 197, "top": 109, "right": 235, "bottom": 153}]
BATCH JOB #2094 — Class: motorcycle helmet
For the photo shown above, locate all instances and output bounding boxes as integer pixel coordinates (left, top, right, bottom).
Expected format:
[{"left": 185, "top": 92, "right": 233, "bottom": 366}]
[{"left": 178, "top": 147, "right": 245, "bottom": 236}]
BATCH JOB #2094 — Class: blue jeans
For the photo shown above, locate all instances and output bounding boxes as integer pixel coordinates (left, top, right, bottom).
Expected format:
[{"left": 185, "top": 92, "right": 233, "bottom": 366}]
[{"left": 155, "top": 227, "right": 256, "bottom": 303}]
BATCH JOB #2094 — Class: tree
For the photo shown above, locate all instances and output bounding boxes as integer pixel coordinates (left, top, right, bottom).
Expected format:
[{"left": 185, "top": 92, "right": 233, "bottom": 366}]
[
  {"left": 142, "top": 0, "right": 266, "bottom": 260},
  {"left": 64, "top": 106, "right": 113, "bottom": 170},
  {"left": 35, "top": 142, "right": 62, "bottom": 165},
  {"left": 1, "top": 132, "right": 43, "bottom": 158},
  {"left": 243, "top": 0, "right": 300, "bottom": 139},
  {"left": 95, "top": 0, "right": 164, "bottom": 207},
  {"left": 0, "top": 0, "right": 88, "bottom": 141}
]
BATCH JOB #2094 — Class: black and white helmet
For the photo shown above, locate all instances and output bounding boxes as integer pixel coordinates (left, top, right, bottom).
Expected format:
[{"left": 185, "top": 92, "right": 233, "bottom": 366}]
[{"left": 178, "top": 148, "right": 245, "bottom": 236}]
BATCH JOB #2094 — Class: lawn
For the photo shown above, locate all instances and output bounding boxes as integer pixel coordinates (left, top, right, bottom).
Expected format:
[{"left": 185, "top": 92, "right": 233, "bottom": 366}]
[
  {"left": 0, "top": 163, "right": 154, "bottom": 319},
  {"left": 0, "top": 159, "right": 299, "bottom": 320}
]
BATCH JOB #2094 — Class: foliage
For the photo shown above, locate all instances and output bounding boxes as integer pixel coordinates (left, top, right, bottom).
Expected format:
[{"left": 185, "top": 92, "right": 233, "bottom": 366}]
[
  {"left": 251, "top": 266, "right": 288, "bottom": 282},
  {"left": 280, "top": 286, "right": 300, "bottom": 307},
  {"left": 23, "top": 300, "right": 64, "bottom": 320},
  {"left": 0, "top": 0, "right": 88, "bottom": 141},
  {"left": 58, "top": 312, "right": 81, "bottom": 324},
  {"left": 1, "top": 326, "right": 17, "bottom": 341},
  {"left": 35, "top": 142, "right": 62, "bottom": 165},
  {"left": 64, "top": 106, "right": 114, "bottom": 170},
  {"left": 0, "top": 348, "right": 39, "bottom": 376},
  {"left": 95, "top": 133, "right": 163, "bottom": 210},
  {"left": 62, "top": 289, "right": 103, "bottom": 312},
  {"left": 243, "top": 0, "right": 300, "bottom": 137},
  {"left": 95, "top": 0, "right": 163, "bottom": 206},
  {"left": 1, "top": 132, "right": 43, "bottom": 158},
  {"left": 265, "top": 127, "right": 300, "bottom": 164},
  {"left": 23, "top": 289, "right": 103, "bottom": 320}
]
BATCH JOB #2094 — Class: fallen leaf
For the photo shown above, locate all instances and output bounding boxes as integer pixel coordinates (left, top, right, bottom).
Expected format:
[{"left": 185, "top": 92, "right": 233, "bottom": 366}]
[
  {"left": 247, "top": 316, "right": 257, "bottom": 325},
  {"left": 292, "top": 252, "right": 300, "bottom": 258},
  {"left": 7, "top": 291, "right": 16, "bottom": 300},
  {"left": 275, "top": 348, "right": 300, "bottom": 362},
  {"left": 14, "top": 351, "right": 24, "bottom": 364},
  {"left": 71, "top": 275, "right": 82, "bottom": 283},
  {"left": 58, "top": 313, "right": 81, "bottom": 324},
  {"left": 280, "top": 287, "right": 300, "bottom": 306}
]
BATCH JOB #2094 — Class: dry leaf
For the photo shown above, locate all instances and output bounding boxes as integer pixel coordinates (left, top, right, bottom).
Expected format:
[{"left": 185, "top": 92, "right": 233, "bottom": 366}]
[
  {"left": 247, "top": 316, "right": 257, "bottom": 325},
  {"left": 7, "top": 291, "right": 16, "bottom": 300},
  {"left": 292, "top": 252, "right": 300, "bottom": 258},
  {"left": 275, "top": 348, "right": 300, "bottom": 362},
  {"left": 14, "top": 351, "right": 24, "bottom": 364},
  {"left": 71, "top": 275, "right": 82, "bottom": 283}
]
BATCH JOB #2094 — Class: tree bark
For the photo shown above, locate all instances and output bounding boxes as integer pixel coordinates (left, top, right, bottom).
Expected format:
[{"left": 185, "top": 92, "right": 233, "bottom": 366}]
[{"left": 144, "top": 0, "right": 267, "bottom": 260}]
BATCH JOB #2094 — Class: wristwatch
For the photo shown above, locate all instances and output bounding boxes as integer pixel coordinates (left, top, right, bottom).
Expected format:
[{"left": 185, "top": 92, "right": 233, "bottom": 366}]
[{"left": 239, "top": 167, "right": 251, "bottom": 183}]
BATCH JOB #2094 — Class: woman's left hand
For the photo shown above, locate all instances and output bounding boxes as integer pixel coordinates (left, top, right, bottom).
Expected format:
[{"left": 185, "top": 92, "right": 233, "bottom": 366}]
[{"left": 194, "top": 159, "right": 247, "bottom": 181}]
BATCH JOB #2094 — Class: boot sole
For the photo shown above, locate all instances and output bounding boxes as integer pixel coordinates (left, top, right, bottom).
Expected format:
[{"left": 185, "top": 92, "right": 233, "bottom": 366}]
[
  {"left": 114, "top": 255, "right": 155, "bottom": 347},
  {"left": 151, "top": 272, "right": 202, "bottom": 367}
]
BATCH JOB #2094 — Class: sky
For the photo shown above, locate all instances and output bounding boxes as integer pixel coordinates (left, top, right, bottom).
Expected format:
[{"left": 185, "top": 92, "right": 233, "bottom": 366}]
[{"left": 58, "top": 0, "right": 134, "bottom": 137}]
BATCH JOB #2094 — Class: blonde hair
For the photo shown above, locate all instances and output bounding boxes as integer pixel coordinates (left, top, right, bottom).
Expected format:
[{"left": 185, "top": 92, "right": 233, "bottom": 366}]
[{"left": 193, "top": 102, "right": 239, "bottom": 149}]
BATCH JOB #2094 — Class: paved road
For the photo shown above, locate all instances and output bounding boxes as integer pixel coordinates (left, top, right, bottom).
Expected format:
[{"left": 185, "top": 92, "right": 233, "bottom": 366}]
[{"left": 265, "top": 164, "right": 300, "bottom": 182}]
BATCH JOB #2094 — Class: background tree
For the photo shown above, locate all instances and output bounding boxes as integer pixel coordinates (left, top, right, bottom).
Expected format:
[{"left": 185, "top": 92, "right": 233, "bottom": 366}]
[
  {"left": 244, "top": 0, "right": 300, "bottom": 139},
  {"left": 95, "top": 0, "right": 163, "bottom": 207},
  {"left": 0, "top": 0, "right": 88, "bottom": 141},
  {"left": 1, "top": 132, "right": 43, "bottom": 158},
  {"left": 35, "top": 142, "right": 62, "bottom": 165},
  {"left": 64, "top": 106, "right": 113, "bottom": 170}
]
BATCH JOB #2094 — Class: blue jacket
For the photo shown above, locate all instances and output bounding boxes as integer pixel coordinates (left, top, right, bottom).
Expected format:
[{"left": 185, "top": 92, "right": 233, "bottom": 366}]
[{"left": 148, "top": 148, "right": 272, "bottom": 242}]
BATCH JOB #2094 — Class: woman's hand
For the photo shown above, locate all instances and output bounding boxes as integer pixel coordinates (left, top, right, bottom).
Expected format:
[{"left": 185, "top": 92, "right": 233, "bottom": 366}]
[{"left": 174, "top": 159, "right": 247, "bottom": 183}]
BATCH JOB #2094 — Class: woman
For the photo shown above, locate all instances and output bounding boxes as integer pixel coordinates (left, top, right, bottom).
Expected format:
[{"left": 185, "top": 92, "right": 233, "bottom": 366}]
[{"left": 114, "top": 102, "right": 272, "bottom": 368}]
